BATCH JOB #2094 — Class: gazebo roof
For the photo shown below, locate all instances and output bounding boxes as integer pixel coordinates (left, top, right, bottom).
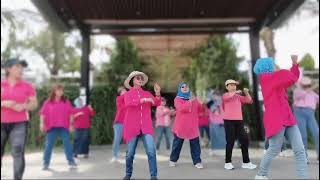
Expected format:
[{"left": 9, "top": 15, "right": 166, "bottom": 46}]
[{"left": 32, "top": 0, "right": 304, "bottom": 35}]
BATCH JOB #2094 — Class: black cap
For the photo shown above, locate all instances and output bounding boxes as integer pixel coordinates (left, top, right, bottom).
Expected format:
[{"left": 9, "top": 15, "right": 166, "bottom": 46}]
[{"left": 2, "top": 58, "right": 28, "bottom": 68}]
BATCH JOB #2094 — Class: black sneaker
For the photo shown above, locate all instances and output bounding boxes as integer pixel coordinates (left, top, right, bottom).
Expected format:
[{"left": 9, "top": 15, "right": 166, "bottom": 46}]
[
  {"left": 123, "top": 175, "right": 131, "bottom": 180},
  {"left": 42, "top": 165, "right": 49, "bottom": 171},
  {"left": 151, "top": 176, "right": 158, "bottom": 180},
  {"left": 74, "top": 154, "right": 78, "bottom": 158},
  {"left": 84, "top": 154, "right": 89, "bottom": 159}
]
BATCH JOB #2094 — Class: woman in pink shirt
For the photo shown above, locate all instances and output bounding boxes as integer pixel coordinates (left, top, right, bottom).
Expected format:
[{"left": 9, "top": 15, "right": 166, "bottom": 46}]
[
  {"left": 155, "top": 98, "right": 175, "bottom": 151},
  {"left": 122, "top": 71, "right": 161, "bottom": 180},
  {"left": 40, "top": 84, "right": 77, "bottom": 170},
  {"left": 222, "top": 79, "right": 256, "bottom": 170},
  {"left": 293, "top": 77, "right": 319, "bottom": 162},
  {"left": 169, "top": 83, "right": 204, "bottom": 169},
  {"left": 110, "top": 86, "right": 127, "bottom": 163},
  {"left": 72, "top": 97, "right": 95, "bottom": 159},
  {"left": 1, "top": 58, "right": 38, "bottom": 180},
  {"left": 207, "top": 90, "right": 226, "bottom": 156},
  {"left": 254, "top": 55, "right": 308, "bottom": 179},
  {"left": 198, "top": 102, "right": 210, "bottom": 147}
]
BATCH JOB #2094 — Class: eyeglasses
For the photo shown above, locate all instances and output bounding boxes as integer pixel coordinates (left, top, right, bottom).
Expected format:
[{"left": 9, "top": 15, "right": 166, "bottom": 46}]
[{"left": 135, "top": 76, "right": 144, "bottom": 81}]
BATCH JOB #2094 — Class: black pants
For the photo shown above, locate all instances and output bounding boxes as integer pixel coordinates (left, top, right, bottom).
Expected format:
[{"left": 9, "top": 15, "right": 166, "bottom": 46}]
[
  {"left": 1, "top": 122, "right": 28, "bottom": 180},
  {"left": 224, "top": 120, "right": 250, "bottom": 163},
  {"left": 170, "top": 134, "right": 201, "bottom": 165}
]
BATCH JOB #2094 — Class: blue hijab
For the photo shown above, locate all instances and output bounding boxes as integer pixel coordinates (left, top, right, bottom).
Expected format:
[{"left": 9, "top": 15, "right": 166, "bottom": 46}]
[{"left": 176, "top": 82, "right": 191, "bottom": 100}]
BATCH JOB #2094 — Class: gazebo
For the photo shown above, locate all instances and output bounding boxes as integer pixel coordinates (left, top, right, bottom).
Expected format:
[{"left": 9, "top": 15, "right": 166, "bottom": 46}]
[{"left": 32, "top": 0, "right": 305, "bottom": 140}]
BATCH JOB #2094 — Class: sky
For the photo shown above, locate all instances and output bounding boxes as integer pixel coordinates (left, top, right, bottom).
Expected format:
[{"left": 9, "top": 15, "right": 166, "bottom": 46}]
[{"left": 1, "top": 0, "right": 319, "bottom": 76}]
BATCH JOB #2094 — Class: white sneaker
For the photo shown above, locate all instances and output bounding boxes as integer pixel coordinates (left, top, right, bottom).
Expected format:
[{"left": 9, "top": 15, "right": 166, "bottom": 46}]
[
  {"left": 224, "top": 163, "right": 234, "bottom": 170},
  {"left": 110, "top": 157, "right": 118, "bottom": 163},
  {"left": 169, "top": 161, "right": 177, "bottom": 167},
  {"left": 242, "top": 162, "right": 257, "bottom": 169},
  {"left": 194, "top": 163, "right": 204, "bottom": 169},
  {"left": 255, "top": 175, "right": 269, "bottom": 179},
  {"left": 263, "top": 150, "right": 267, "bottom": 154}
]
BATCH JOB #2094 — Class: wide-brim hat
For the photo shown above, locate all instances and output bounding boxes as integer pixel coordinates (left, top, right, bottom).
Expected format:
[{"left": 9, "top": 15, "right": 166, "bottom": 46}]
[
  {"left": 300, "top": 77, "right": 312, "bottom": 86},
  {"left": 225, "top": 79, "right": 239, "bottom": 86},
  {"left": 124, "top": 71, "right": 148, "bottom": 89}
]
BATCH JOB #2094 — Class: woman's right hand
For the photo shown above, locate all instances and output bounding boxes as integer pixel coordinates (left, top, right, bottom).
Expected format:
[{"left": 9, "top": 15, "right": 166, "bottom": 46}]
[
  {"left": 1, "top": 100, "right": 16, "bottom": 108},
  {"left": 291, "top": 54, "right": 298, "bottom": 64}
]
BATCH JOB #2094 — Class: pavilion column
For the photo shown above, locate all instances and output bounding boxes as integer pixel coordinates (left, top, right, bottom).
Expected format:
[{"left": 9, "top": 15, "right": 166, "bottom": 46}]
[
  {"left": 249, "top": 27, "right": 264, "bottom": 141},
  {"left": 80, "top": 27, "right": 91, "bottom": 104}
]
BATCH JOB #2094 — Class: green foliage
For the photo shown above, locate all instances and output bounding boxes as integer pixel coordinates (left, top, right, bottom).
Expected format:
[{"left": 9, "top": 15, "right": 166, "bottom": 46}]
[
  {"left": 300, "top": 53, "right": 315, "bottom": 70},
  {"left": 97, "top": 37, "right": 144, "bottom": 86}
]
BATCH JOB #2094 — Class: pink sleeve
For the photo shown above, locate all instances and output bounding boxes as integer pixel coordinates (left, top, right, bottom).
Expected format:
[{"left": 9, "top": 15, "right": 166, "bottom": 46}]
[
  {"left": 147, "top": 92, "right": 161, "bottom": 106},
  {"left": 174, "top": 98, "right": 192, "bottom": 113},
  {"left": 293, "top": 89, "right": 306, "bottom": 102},
  {"left": 27, "top": 84, "right": 36, "bottom": 97},
  {"left": 88, "top": 107, "right": 96, "bottom": 116},
  {"left": 39, "top": 100, "right": 49, "bottom": 116},
  {"left": 124, "top": 93, "right": 140, "bottom": 107},
  {"left": 239, "top": 95, "right": 253, "bottom": 104},
  {"left": 66, "top": 101, "right": 73, "bottom": 116},
  {"left": 273, "top": 64, "right": 300, "bottom": 89},
  {"left": 314, "top": 92, "right": 319, "bottom": 104}
]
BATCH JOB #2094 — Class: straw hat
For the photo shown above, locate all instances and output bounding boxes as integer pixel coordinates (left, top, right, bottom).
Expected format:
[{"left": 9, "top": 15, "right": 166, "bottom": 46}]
[
  {"left": 300, "top": 77, "right": 312, "bottom": 86},
  {"left": 124, "top": 71, "right": 148, "bottom": 89},
  {"left": 225, "top": 79, "right": 239, "bottom": 86}
]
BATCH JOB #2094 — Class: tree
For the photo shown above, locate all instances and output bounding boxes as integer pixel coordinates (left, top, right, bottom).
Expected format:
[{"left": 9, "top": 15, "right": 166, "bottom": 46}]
[
  {"left": 26, "top": 27, "right": 81, "bottom": 76},
  {"left": 184, "top": 35, "right": 245, "bottom": 101},
  {"left": 300, "top": 53, "right": 316, "bottom": 70},
  {"left": 97, "top": 37, "right": 144, "bottom": 86}
]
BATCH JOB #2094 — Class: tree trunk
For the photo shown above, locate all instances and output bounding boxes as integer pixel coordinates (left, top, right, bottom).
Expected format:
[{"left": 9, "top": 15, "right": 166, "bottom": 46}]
[{"left": 260, "top": 27, "right": 276, "bottom": 59}]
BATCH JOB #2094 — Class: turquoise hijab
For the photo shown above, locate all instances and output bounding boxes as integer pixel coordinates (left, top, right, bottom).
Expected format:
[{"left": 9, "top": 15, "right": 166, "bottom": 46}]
[{"left": 176, "top": 82, "right": 191, "bottom": 100}]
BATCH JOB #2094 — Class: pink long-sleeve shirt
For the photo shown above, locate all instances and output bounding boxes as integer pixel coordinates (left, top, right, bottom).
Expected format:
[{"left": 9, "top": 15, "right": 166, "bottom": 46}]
[
  {"left": 40, "top": 100, "right": 73, "bottom": 132},
  {"left": 260, "top": 64, "right": 300, "bottom": 138},
  {"left": 172, "top": 98, "right": 201, "bottom": 140},
  {"left": 293, "top": 88, "right": 319, "bottom": 110},
  {"left": 155, "top": 106, "right": 172, "bottom": 127},
  {"left": 73, "top": 106, "right": 95, "bottom": 129},
  {"left": 113, "top": 95, "right": 127, "bottom": 125},
  {"left": 209, "top": 106, "right": 224, "bottom": 125},
  {"left": 222, "top": 93, "right": 253, "bottom": 120},
  {"left": 123, "top": 87, "right": 161, "bottom": 143},
  {"left": 198, "top": 105, "right": 210, "bottom": 127}
]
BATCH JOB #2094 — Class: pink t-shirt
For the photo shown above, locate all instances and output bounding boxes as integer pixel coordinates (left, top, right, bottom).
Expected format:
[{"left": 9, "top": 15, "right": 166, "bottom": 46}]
[
  {"left": 293, "top": 88, "right": 319, "bottom": 110},
  {"left": 1, "top": 80, "right": 36, "bottom": 123},
  {"left": 113, "top": 95, "right": 127, "bottom": 125},
  {"left": 209, "top": 106, "right": 224, "bottom": 125},
  {"left": 172, "top": 98, "right": 200, "bottom": 140},
  {"left": 40, "top": 100, "right": 73, "bottom": 132},
  {"left": 198, "top": 105, "right": 209, "bottom": 127},
  {"left": 222, "top": 93, "right": 253, "bottom": 120},
  {"left": 73, "top": 106, "right": 95, "bottom": 129},
  {"left": 156, "top": 106, "right": 172, "bottom": 127}
]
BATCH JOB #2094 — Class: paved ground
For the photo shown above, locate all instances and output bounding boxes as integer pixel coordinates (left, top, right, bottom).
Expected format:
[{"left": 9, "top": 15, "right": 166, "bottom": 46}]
[{"left": 1, "top": 144, "right": 319, "bottom": 179}]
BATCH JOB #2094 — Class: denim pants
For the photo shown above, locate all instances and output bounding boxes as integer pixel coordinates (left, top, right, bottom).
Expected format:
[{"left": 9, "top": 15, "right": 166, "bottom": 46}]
[
  {"left": 209, "top": 123, "right": 226, "bottom": 150},
  {"left": 294, "top": 107, "right": 319, "bottom": 160},
  {"left": 126, "top": 133, "right": 157, "bottom": 178},
  {"left": 199, "top": 126, "right": 210, "bottom": 139},
  {"left": 170, "top": 134, "right": 201, "bottom": 165},
  {"left": 257, "top": 125, "right": 308, "bottom": 179},
  {"left": 156, "top": 126, "right": 171, "bottom": 150},
  {"left": 73, "top": 128, "right": 90, "bottom": 155},
  {"left": 43, "top": 128, "right": 75, "bottom": 167},
  {"left": 1, "top": 122, "right": 28, "bottom": 180},
  {"left": 112, "top": 124, "right": 123, "bottom": 158}
]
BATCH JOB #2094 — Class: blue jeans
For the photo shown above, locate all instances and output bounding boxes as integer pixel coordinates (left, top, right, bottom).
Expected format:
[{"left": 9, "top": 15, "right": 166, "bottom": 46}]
[
  {"left": 126, "top": 134, "right": 157, "bottom": 178},
  {"left": 156, "top": 126, "right": 170, "bottom": 150},
  {"left": 73, "top": 128, "right": 90, "bottom": 155},
  {"left": 43, "top": 128, "right": 75, "bottom": 167},
  {"left": 294, "top": 107, "right": 319, "bottom": 160},
  {"left": 112, "top": 124, "right": 123, "bottom": 158},
  {"left": 170, "top": 134, "right": 201, "bottom": 165},
  {"left": 199, "top": 126, "right": 210, "bottom": 139},
  {"left": 209, "top": 123, "right": 226, "bottom": 150},
  {"left": 257, "top": 125, "right": 308, "bottom": 179}
]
